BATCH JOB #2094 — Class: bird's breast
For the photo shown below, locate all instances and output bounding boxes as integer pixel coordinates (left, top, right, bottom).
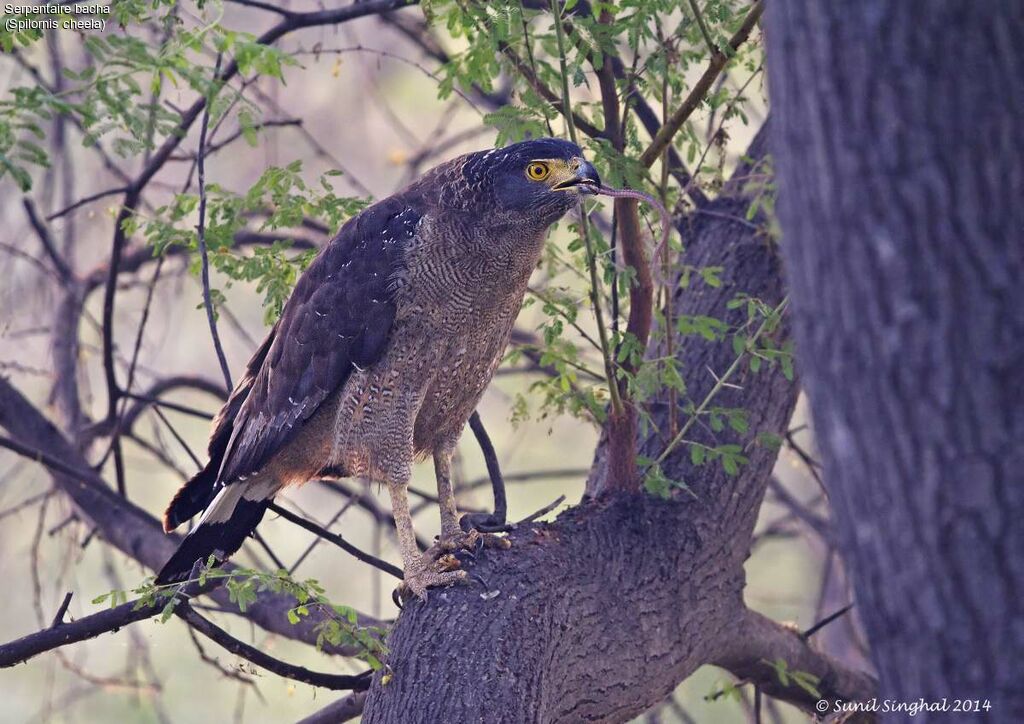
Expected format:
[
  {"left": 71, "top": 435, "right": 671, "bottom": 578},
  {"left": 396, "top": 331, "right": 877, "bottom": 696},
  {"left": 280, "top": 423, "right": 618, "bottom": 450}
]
[
  {"left": 330, "top": 219, "right": 546, "bottom": 462},
  {"left": 392, "top": 224, "right": 544, "bottom": 450}
]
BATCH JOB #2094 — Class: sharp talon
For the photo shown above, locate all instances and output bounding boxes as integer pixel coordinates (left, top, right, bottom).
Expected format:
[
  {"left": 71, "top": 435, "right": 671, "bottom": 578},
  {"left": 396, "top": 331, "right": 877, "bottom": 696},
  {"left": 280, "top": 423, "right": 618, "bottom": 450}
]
[
  {"left": 396, "top": 566, "right": 468, "bottom": 604},
  {"left": 459, "top": 546, "right": 478, "bottom": 562},
  {"left": 471, "top": 573, "right": 489, "bottom": 588},
  {"left": 436, "top": 528, "right": 483, "bottom": 553},
  {"left": 436, "top": 553, "right": 461, "bottom": 572}
]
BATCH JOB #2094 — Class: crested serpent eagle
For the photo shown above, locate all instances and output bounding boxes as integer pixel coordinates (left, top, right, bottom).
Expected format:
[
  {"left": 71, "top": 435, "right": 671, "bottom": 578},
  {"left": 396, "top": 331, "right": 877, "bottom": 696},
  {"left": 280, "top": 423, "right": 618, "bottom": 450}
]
[{"left": 157, "top": 137, "right": 601, "bottom": 598}]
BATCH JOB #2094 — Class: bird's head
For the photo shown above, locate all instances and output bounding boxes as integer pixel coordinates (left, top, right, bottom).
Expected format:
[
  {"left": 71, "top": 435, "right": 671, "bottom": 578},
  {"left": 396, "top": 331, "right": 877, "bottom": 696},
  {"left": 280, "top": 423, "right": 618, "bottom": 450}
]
[{"left": 448, "top": 137, "right": 601, "bottom": 223}]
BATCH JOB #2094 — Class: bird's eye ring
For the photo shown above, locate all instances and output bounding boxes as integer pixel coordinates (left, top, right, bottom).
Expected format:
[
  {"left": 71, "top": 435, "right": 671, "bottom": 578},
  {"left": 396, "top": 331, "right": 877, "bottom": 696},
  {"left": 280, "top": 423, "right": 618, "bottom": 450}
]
[{"left": 526, "top": 162, "right": 550, "bottom": 181}]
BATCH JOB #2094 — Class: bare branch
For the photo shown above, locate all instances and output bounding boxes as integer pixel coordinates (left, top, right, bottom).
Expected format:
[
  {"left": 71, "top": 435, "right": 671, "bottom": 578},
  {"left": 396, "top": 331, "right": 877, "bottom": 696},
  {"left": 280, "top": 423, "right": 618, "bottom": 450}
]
[
  {"left": 175, "top": 602, "right": 372, "bottom": 690},
  {"left": 45, "top": 185, "right": 131, "bottom": 222},
  {"left": 196, "top": 55, "right": 234, "bottom": 390},
  {"left": 168, "top": 119, "right": 302, "bottom": 161},
  {"left": 225, "top": 0, "right": 292, "bottom": 17},
  {"left": 22, "top": 198, "right": 72, "bottom": 281},
  {"left": 765, "top": 476, "right": 831, "bottom": 543},
  {"left": 460, "top": 411, "right": 507, "bottom": 531},
  {"left": 0, "top": 595, "right": 161, "bottom": 668},
  {"left": 268, "top": 502, "right": 403, "bottom": 580},
  {"left": 50, "top": 592, "right": 73, "bottom": 628},
  {"left": 0, "top": 584, "right": 371, "bottom": 693},
  {"left": 120, "top": 375, "right": 226, "bottom": 430}
]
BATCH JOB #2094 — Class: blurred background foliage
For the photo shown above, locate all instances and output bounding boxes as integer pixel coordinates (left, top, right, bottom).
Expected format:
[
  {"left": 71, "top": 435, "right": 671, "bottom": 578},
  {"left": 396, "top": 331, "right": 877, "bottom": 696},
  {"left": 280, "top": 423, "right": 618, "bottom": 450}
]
[{"left": 0, "top": 0, "right": 859, "bottom": 721}]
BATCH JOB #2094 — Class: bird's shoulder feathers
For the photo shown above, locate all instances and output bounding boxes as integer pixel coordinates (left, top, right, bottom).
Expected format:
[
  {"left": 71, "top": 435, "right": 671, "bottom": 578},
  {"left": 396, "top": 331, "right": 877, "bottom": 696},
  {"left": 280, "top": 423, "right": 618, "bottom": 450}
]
[{"left": 219, "top": 197, "right": 422, "bottom": 484}]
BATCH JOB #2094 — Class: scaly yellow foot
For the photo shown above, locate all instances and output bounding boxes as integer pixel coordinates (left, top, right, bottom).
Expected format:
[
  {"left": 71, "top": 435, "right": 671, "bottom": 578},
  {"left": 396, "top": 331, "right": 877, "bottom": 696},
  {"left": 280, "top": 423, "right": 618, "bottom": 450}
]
[
  {"left": 395, "top": 554, "right": 468, "bottom": 603},
  {"left": 437, "top": 527, "right": 511, "bottom": 553}
]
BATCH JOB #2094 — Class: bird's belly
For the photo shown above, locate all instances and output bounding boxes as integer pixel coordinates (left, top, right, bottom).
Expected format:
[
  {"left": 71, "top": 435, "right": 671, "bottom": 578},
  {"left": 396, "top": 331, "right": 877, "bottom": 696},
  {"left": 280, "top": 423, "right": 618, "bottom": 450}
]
[
  {"left": 412, "top": 336, "right": 508, "bottom": 452},
  {"left": 326, "top": 305, "right": 516, "bottom": 480}
]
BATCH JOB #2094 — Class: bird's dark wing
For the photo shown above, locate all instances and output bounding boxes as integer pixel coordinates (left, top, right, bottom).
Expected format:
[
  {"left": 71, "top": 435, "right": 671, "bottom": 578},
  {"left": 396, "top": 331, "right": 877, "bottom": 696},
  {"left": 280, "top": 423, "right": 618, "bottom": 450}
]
[
  {"left": 162, "top": 324, "right": 278, "bottom": 531},
  {"left": 216, "top": 198, "right": 421, "bottom": 485}
]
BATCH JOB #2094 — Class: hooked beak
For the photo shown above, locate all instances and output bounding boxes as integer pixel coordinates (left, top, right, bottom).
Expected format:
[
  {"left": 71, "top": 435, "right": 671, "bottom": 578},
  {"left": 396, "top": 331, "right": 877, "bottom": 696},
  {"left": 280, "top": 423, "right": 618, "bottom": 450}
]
[{"left": 553, "top": 159, "right": 601, "bottom": 194}]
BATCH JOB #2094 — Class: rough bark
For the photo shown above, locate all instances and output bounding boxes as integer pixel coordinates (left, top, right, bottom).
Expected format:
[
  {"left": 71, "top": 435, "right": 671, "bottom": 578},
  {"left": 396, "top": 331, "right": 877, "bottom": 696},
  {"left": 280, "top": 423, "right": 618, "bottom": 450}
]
[
  {"left": 362, "top": 127, "right": 872, "bottom": 721},
  {"left": 766, "top": 2, "right": 1024, "bottom": 720}
]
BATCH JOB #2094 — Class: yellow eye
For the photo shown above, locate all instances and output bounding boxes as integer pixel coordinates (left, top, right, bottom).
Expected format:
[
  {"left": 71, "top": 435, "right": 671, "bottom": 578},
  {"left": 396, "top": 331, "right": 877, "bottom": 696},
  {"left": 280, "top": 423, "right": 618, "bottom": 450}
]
[{"left": 526, "top": 162, "right": 550, "bottom": 181}]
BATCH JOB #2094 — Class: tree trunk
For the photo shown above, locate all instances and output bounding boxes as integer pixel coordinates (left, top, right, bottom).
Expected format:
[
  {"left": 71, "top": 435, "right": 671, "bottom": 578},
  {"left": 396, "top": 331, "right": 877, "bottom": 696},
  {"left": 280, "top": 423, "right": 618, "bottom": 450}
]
[
  {"left": 363, "top": 129, "right": 874, "bottom": 721},
  {"left": 765, "top": 2, "right": 1024, "bottom": 719}
]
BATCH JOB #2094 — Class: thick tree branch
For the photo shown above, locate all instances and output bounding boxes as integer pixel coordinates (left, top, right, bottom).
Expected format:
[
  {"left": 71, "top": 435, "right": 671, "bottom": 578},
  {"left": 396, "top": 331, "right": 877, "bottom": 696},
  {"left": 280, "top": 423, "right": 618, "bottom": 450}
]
[{"left": 712, "top": 608, "right": 876, "bottom": 715}]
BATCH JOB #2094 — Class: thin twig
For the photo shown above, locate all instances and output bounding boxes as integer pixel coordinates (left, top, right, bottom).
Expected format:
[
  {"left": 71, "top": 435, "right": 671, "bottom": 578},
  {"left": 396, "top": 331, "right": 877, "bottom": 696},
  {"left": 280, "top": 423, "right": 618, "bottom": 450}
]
[
  {"left": 802, "top": 603, "right": 854, "bottom": 640},
  {"left": 268, "top": 502, "right": 403, "bottom": 579},
  {"left": 687, "top": 0, "right": 718, "bottom": 55},
  {"left": 50, "top": 592, "right": 73, "bottom": 628},
  {"left": 0, "top": 490, "right": 54, "bottom": 522},
  {"left": 185, "top": 624, "right": 261, "bottom": 690},
  {"left": 515, "top": 495, "right": 566, "bottom": 525},
  {"left": 45, "top": 185, "right": 129, "bottom": 221},
  {"left": 639, "top": 0, "right": 764, "bottom": 167},
  {"left": 549, "top": 0, "right": 622, "bottom": 416},
  {"left": 22, "top": 198, "right": 72, "bottom": 281},
  {"left": 120, "top": 391, "right": 217, "bottom": 423},
  {"left": 196, "top": 55, "right": 233, "bottom": 390},
  {"left": 649, "top": 296, "right": 788, "bottom": 469},
  {"left": 288, "top": 499, "right": 356, "bottom": 574},
  {"left": 175, "top": 602, "right": 371, "bottom": 690},
  {"left": 152, "top": 406, "right": 204, "bottom": 470},
  {"left": 168, "top": 119, "right": 302, "bottom": 161}
]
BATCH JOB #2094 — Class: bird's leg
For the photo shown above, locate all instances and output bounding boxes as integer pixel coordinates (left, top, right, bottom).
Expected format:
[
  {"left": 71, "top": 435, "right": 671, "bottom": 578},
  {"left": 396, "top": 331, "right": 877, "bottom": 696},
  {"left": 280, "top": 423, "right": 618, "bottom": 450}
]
[
  {"left": 387, "top": 476, "right": 424, "bottom": 574},
  {"left": 387, "top": 476, "right": 465, "bottom": 601},
  {"left": 433, "top": 448, "right": 462, "bottom": 543},
  {"left": 433, "top": 447, "right": 511, "bottom": 554}
]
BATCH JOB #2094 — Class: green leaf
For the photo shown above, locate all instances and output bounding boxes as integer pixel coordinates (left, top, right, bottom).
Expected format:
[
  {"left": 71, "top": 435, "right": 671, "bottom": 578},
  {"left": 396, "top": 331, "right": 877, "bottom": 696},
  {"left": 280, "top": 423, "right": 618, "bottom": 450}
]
[{"left": 159, "top": 598, "right": 178, "bottom": 623}]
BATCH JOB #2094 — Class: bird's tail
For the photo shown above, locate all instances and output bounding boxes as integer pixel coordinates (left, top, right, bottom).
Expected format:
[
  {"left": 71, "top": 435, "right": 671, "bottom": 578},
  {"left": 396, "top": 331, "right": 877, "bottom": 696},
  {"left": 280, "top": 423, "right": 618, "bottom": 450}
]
[
  {"left": 155, "top": 483, "right": 272, "bottom": 585},
  {"left": 163, "top": 463, "right": 219, "bottom": 533}
]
